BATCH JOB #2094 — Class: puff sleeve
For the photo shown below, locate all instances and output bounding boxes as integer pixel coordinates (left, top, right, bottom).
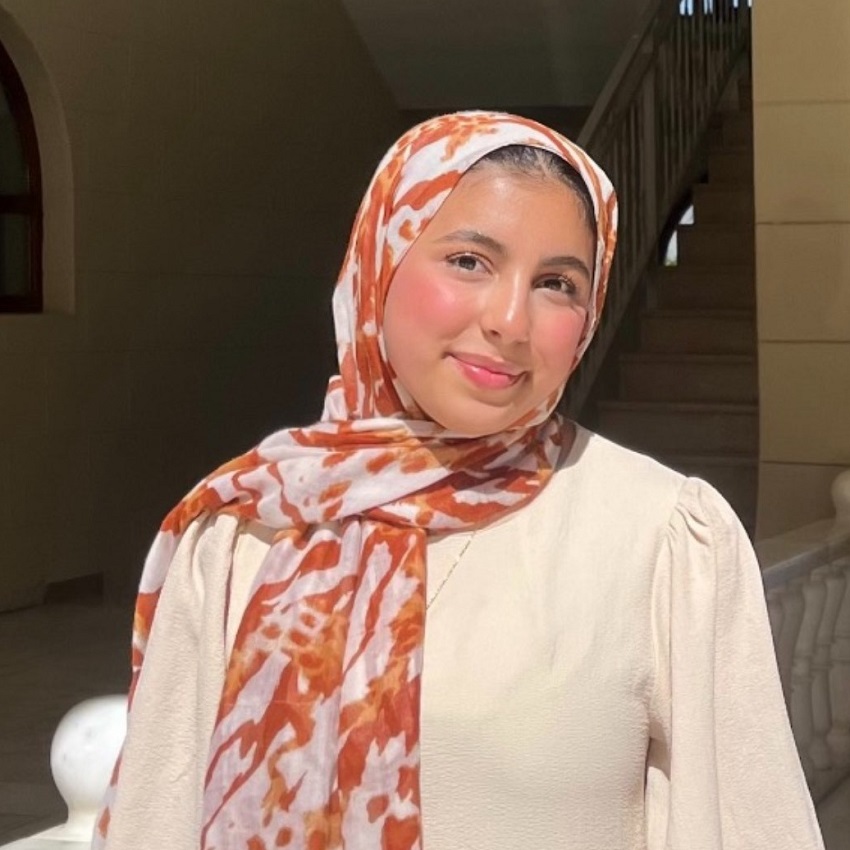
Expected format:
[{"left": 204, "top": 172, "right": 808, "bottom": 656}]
[{"left": 645, "top": 478, "right": 824, "bottom": 850}]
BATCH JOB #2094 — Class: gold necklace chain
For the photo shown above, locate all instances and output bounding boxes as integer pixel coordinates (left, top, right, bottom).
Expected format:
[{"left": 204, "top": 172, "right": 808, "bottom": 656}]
[{"left": 426, "top": 531, "right": 476, "bottom": 611}]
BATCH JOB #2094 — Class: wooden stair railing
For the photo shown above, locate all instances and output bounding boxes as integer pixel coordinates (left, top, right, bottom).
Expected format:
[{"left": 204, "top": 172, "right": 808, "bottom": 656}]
[{"left": 564, "top": 0, "right": 751, "bottom": 417}]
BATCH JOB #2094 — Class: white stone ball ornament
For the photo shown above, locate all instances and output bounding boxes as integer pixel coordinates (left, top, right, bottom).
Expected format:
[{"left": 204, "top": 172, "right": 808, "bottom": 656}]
[
  {"left": 1, "top": 695, "right": 128, "bottom": 849},
  {"left": 50, "top": 695, "right": 128, "bottom": 840}
]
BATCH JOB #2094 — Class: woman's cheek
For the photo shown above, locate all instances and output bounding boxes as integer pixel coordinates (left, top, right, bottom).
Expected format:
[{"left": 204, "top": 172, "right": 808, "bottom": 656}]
[
  {"left": 427, "top": 279, "right": 475, "bottom": 332},
  {"left": 397, "top": 267, "right": 474, "bottom": 340},
  {"left": 541, "top": 306, "right": 586, "bottom": 348}
]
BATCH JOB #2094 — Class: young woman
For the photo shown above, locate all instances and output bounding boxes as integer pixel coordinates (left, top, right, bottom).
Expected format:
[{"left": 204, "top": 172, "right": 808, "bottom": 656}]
[{"left": 95, "top": 113, "right": 823, "bottom": 850}]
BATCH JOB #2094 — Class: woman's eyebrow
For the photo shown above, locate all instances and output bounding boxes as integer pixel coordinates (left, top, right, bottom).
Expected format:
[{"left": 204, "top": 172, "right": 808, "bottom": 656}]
[
  {"left": 436, "top": 229, "right": 506, "bottom": 256},
  {"left": 541, "top": 255, "right": 592, "bottom": 280}
]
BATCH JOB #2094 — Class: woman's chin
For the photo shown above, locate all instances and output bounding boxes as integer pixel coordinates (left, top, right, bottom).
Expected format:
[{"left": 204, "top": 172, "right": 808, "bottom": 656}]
[{"left": 421, "top": 402, "right": 529, "bottom": 439}]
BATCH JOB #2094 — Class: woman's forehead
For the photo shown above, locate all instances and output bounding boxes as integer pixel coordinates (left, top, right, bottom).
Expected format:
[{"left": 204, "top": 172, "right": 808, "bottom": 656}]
[{"left": 423, "top": 166, "right": 588, "bottom": 228}]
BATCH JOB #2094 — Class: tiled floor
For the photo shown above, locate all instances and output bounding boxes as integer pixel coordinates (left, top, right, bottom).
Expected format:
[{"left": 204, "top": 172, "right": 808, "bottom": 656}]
[{"left": 0, "top": 601, "right": 848, "bottom": 848}]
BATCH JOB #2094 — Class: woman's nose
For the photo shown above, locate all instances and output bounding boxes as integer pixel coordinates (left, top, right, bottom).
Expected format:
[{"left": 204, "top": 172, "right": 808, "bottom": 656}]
[{"left": 479, "top": 272, "right": 530, "bottom": 343}]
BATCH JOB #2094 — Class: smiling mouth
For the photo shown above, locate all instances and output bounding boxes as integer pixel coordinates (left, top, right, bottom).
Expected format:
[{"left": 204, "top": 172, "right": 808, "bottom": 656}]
[{"left": 449, "top": 354, "right": 526, "bottom": 390}]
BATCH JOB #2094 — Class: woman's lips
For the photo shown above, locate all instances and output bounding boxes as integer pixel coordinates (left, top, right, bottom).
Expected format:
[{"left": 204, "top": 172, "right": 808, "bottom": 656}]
[{"left": 449, "top": 353, "right": 526, "bottom": 390}]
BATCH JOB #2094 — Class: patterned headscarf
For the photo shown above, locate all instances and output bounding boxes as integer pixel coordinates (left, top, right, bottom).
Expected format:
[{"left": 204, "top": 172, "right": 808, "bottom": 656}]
[{"left": 98, "top": 112, "right": 617, "bottom": 850}]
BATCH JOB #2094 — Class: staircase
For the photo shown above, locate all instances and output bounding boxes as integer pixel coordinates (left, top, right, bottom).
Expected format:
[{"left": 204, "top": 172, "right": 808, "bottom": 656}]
[{"left": 597, "top": 85, "right": 758, "bottom": 531}]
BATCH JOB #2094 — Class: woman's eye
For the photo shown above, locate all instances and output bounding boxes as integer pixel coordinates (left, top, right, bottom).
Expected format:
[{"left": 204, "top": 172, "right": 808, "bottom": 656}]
[
  {"left": 537, "top": 274, "right": 590, "bottom": 307},
  {"left": 448, "top": 253, "right": 485, "bottom": 273},
  {"left": 539, "top": 275, "right": 577, "bottom": 296}
]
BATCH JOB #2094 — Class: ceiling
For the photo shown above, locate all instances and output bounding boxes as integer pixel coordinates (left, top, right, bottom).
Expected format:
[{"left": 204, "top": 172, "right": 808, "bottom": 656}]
[{"left": 340, "top": 0, "right": 651, "bottom": 109}]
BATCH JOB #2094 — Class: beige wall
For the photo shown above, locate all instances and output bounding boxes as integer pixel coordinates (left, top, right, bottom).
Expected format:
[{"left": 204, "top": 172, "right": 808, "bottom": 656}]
[
  {"left": 0, "top": 0, "right": 401, "bottom": 608},
  {"left": 752, "top": 0, "right": 850, "bottom": 538}
]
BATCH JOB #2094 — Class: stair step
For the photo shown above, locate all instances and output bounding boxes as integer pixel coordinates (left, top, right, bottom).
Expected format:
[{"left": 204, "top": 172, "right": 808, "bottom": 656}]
[
  {"left": 653, "top": 266, "right": 755, "bottom": 309},
  {"left": 708, "top": 111, "right": 753, "bottom": 149},
  {"left": 597, "top": 401, "right": 758, "bottom": 455},
  {"left": 640, "top": 309, "right": 755, "bottom": 353},
  {"left": 658, "top": 453, "right": 757, "bottom": 528},
  {"left": 692, "top": 184, "right": 754, "bottom": 225},
  {"left": 620, "top": 353, "right": 758, "bottom": 403},
  {"left": 677, "top": 225, "right": 754, "bottom": 265},
  {"left": 721, "top": 111, "right": 753, "bottom": 147},
  {"left": 708, "top": 148, "right": 754, "bottom": 184}
]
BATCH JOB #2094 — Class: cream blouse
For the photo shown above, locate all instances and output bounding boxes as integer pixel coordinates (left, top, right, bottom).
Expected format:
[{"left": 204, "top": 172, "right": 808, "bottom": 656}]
[{"left": 105, "top": 426, "right": 824, "bottom": 850}]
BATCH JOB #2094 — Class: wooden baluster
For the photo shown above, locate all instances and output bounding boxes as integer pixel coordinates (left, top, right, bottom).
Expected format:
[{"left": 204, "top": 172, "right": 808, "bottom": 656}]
[
  {"left": 809, "top": 564, "right": 838, "bottom": 771},
  {"left": 827, "top": 556, "right": 850, "bottom": 767}
]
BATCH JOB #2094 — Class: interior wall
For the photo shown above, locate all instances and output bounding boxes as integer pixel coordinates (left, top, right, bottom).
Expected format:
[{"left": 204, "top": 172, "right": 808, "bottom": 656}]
[
  {"left": 752, "top": 0, "right": 850, "bottom": 537},
  {"left": 0, "top": 0, "right": 402, "bottom": 608}
]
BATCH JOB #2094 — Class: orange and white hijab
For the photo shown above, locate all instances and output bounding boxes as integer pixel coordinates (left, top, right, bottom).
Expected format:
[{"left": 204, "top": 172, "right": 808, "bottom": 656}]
[{"left": 96, "top": 112, "right": 617, "bottom": 850}]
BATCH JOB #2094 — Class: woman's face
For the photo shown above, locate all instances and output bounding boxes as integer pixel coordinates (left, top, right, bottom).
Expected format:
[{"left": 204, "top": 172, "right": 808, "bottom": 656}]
[{"left": 382, "top": 165, "right": 596, "bottom": 437}]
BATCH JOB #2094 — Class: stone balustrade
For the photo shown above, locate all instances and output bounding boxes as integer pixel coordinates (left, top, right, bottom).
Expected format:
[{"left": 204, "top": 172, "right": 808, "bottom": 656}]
[{"left": 757, "top": 469, "right": 850, "bottom": 802}]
